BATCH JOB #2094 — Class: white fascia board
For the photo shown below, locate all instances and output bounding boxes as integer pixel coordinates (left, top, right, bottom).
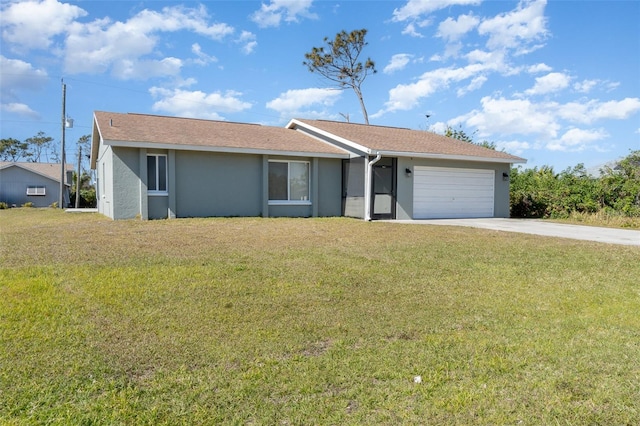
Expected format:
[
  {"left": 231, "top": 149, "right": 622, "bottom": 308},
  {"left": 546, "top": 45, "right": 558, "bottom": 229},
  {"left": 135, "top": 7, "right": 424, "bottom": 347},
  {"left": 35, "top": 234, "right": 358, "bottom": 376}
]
[
  {"left": 287, "top": 119, "right": 372, "bottom": 156},
  {"left": 90, "top": 114, "right": 102, "bottom": 170},
  {"left": 101, "top": 139, "right": 350, "bottom": 159},
  {"left": 377, "top": 150, "right": 527, "bottom": 164}
]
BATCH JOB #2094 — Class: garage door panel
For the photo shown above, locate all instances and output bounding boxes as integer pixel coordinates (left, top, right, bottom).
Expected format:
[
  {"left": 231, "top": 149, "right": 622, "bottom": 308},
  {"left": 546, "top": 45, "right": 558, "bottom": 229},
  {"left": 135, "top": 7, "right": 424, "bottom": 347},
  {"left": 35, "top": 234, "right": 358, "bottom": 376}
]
[{"left": 413, "top": 166, "right": 495, "bottom": 219}]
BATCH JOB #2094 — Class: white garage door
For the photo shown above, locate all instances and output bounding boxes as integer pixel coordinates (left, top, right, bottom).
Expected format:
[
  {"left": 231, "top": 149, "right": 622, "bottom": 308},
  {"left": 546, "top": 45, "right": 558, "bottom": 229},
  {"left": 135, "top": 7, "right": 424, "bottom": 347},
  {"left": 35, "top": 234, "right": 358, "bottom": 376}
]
[{"left": 413, "top": 166, "right": 495, "bottom": 219}]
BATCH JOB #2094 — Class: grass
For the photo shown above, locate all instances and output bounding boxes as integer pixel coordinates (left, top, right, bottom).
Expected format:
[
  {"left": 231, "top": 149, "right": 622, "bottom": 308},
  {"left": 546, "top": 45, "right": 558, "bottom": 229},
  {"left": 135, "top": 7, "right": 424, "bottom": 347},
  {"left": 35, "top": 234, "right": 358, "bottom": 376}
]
[
  {"left": 1, "top": 208, "right": 639, "bottom": 424},
  {"left": 548, "top": 211, "right": 640, "bottom": 229}
]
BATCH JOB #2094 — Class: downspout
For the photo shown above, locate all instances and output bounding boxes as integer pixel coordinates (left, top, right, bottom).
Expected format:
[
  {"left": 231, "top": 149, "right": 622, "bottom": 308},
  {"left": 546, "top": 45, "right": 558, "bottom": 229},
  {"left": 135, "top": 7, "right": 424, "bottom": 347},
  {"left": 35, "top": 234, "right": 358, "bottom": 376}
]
[{"left": 364, "top": 152, "right": 382, "bottom": 221}]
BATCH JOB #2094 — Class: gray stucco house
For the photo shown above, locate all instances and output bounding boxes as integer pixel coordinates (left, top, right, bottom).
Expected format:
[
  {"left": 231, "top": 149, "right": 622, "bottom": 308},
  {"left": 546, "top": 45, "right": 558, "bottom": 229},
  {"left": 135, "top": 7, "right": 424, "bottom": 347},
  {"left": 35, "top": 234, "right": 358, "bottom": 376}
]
[
  {"left": 90, "top": 111, "right": 525, "bottom": 220},
  {"left": 0, "top": 161, "right": 73, "bottom": 207}
]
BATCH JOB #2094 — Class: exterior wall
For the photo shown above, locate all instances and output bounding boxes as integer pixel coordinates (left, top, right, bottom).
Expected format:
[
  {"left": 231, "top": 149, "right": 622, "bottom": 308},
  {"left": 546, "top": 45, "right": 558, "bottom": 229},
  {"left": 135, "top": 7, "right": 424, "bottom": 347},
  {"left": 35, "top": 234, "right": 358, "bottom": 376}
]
[
  {"left": 175, "top": 151, "right": 263, "bottom": 218},
  {"left": 396, "top": 157, "right": 512, "bottom": 219},
  {"left": 316, "top": 157, "right": 342, "bottom": 217},
  {"left": 97, "top": 147, "right": 140, "bottom": 219},
  {"left": 342, "top": 157, "right": 365, "bottom": 219},
  {"left": 148, "top": 195, "right": 168, "bottom": 219},
  {"left": 96, "top": 145, "right": 344, "bottom": 220},
  {"left": 96, "top": 144, "right": 113, "bottom": 218},
  {"left": 0, "top": 166, "right": 67, "bottom": 207}
]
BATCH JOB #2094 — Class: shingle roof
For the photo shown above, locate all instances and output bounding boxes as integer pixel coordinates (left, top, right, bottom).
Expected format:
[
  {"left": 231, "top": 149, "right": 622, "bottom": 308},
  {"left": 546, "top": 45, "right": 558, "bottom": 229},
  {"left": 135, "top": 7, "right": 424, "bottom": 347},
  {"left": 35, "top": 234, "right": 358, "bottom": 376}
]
[
  {"left": 0, "top": 161, "right": 73, "bottom": 184},
  {"left": 292, "top": 119, "right": 526, "bottom": 163},
  {"left": 93, "top": 112, "right": 348, "bottom": 157}
]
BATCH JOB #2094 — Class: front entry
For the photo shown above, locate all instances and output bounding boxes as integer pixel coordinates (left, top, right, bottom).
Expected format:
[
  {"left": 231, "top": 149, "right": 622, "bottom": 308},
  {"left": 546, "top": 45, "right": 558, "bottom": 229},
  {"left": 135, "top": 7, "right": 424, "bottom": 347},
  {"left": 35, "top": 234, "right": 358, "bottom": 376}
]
[{"left": 371, "top": 157, "right": 396, "bottom": 220}]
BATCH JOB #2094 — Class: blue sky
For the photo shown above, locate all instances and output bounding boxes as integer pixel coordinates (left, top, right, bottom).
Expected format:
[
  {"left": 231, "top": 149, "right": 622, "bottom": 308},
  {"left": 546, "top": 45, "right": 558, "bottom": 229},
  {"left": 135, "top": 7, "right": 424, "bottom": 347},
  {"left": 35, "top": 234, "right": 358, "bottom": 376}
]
[{"left": 1, "top": 0, "right": 639, "bottom": 171}]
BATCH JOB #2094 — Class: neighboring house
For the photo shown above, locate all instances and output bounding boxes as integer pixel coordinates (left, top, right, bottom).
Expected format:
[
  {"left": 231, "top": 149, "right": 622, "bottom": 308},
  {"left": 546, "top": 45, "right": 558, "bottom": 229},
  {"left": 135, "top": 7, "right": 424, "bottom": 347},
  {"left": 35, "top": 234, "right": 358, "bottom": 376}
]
[
  {"left": 90, "top": 111, "right": 526, "bottom": 220},
  {"left": 0, "top": 162, "right": 73, "bottom": 207}
]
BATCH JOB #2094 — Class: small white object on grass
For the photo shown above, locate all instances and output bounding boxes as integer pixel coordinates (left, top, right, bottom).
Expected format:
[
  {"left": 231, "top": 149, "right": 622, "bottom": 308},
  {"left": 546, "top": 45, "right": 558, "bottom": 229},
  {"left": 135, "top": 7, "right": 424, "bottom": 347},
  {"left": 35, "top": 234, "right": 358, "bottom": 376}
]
[{"left": 413, "top": 375, "right": 422, "bottom": 383}]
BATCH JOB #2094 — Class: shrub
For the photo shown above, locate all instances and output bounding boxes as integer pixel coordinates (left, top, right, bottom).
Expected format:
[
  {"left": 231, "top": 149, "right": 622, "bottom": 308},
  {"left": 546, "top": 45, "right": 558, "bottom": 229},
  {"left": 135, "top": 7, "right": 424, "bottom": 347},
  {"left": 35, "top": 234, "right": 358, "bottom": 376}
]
[
  {"left": 22, "top": 202, "right": 34, "bottom": 208},
  {"left": 0, "top": 202, "right": 8, "bottom": 209}
]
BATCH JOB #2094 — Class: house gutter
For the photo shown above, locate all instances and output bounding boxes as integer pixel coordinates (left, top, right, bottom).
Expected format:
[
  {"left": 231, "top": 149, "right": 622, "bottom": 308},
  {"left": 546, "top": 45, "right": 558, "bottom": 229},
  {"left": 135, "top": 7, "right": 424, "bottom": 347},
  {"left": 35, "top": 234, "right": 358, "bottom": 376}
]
[{"left": 364, "top": 152, "right": 382, "bottom": 221}]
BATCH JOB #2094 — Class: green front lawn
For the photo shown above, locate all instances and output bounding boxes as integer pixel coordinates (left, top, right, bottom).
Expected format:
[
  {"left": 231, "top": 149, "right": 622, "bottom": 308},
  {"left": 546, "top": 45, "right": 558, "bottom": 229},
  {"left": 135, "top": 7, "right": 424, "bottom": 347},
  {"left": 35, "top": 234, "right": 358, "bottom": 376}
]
[{"left": 1, "top": 209, "right": 639, "bottom": 424}]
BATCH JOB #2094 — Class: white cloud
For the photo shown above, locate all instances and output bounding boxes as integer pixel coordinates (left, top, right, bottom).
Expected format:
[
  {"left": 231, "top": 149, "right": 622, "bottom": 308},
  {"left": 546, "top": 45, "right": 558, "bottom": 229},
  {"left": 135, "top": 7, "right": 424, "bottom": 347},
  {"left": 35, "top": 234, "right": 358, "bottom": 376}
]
[
  {"left": 573, "top": 79, "right": 597, "bottom": 93},
  {"left": 383, "top": 54, "right": 413, "bottom": 74},
  {"left": 0, "top": 55, "right": 48, "bottom": 95},
  {"left": 150, "top": 87, "right": 252, "bottom": 120},
  {"left": 557, "top": 98, "right": 640, "bottom": 124},
  {"left": 525, "top": 72, "right": 570, "bottom": 95},
  {"left": 191, "top": 43, "right": 218, "bottom": 65},
  {"left": 251, "top": 0, "right": 317, "bottom": 28},
  {"left": 436, "top": 14, "right": 479, "bottom": 42},
  {"left": 401, "top": 22, "right": 425, "bottom": 38},
  {"left": 0, "top": 56, "right": 47, "bottom": 117},
  {"left": 266, "top": 88, "right": 341, "bottom": 119},
  {"left": 63, "top": 5, "right": 234, "bottom": 78},
  {"left": 457, "top": 75, "right": 487, "bottom": 96},
  {"left": 588, "top": 98, "right": 640, "bottom": 121},
  {"left": 448, "top": 95, "right": 639, "bottom": 155},
  {"left": 496, "top": 140, "right": 531, "bottom": 155},
  {"left": 113, "top": 57, "right": 183, "bottom": 80},
  {"left": 392, "top": 0, "right": 481, "bottom": 22},
  {"left": 460, "top": 96, "right": 561, "bottom": 139},
  {"left": 546, "top": 128, "right": 609, "bottom": 152},
  {"left": 1, "top": 0, "right": 87, "bottom": 51},
  {"left": 527, "top": 63, "right": 552, "bottom": 73},
  {"left": 237, "top": 31, "right": 257, "bottom": 55},
  {"left": 478, "top": 0, "right": 548, "bottom": 53},
  {"left": 379, "top": 62, "right": 496, "bottom": 114},
  {"left": 1, "top": 102, "right": 40, "bottom": 119}
]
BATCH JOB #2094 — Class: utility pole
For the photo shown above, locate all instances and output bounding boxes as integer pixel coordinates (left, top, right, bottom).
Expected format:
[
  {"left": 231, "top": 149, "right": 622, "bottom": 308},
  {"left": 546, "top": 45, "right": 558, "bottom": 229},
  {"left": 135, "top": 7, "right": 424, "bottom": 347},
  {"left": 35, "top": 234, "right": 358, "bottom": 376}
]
[
  {"left": 75, "top": 146, "right": 82, "bottom": 209},
  {"left": 59, "top": 80, "right": 66, "bottom": 209}
]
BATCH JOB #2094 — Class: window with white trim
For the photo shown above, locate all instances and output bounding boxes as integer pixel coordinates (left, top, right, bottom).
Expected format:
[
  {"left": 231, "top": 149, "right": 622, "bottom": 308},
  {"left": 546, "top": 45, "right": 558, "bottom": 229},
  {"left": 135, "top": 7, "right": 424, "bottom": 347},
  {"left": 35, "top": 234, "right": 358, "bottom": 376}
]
[
  {"left": 147, "top": 154, "right": 167, "bottom": 194},
  {"left": 268, "top": 160, "right": 310, "bottom": 203},
  {"left": 26, "top": 186, "right": 46, "bottom": 196}
]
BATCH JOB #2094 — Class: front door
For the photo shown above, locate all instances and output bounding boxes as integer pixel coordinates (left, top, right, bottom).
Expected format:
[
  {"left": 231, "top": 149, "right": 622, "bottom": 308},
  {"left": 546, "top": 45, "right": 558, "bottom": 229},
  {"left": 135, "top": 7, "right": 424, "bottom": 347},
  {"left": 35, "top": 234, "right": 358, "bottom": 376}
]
[{"left": 372, "top": 158, "right": 396, "bottom": 220}]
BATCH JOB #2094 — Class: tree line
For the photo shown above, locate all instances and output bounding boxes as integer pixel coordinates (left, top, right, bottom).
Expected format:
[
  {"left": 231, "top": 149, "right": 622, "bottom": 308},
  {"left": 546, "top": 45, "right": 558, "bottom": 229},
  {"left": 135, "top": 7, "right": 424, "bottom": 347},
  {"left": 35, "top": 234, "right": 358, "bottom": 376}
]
[{"left": 510, "top": 151, "right": 640, "bottom": 219}]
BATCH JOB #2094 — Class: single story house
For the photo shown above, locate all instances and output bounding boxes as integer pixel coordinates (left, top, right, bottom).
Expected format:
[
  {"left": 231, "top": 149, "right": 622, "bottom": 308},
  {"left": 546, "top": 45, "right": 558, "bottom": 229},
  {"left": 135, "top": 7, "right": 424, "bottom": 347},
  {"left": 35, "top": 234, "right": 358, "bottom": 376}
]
[
  {"left": 90, "top": 111, "right": 525, "bottom": 220},
  {"left": 0, "top": 161, "right": 73, "bottom": 207}
]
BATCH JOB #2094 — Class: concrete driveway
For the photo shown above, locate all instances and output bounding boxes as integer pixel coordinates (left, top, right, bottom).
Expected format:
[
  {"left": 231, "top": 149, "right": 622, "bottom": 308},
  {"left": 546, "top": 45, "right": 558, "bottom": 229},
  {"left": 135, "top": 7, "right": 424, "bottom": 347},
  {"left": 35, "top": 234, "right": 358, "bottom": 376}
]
[{"left": 390, "top": 218, "right": 640, "bottom": 246}]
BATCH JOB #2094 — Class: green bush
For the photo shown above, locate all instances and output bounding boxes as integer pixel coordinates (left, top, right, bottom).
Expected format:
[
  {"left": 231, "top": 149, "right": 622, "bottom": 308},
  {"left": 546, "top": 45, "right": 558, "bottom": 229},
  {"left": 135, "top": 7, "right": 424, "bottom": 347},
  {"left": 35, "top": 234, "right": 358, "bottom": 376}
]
[
  {"left": 70, "top": 187, "right": 97, "bottom": 208},
  {"left": 510, "top": 150, "right": 640, "bottom": 219},
  {"left": 22, "top": 202, "right": 34, "bottom": 208},
  {"left": 0, "top": 202, "right": 8, "bottom": 209}
]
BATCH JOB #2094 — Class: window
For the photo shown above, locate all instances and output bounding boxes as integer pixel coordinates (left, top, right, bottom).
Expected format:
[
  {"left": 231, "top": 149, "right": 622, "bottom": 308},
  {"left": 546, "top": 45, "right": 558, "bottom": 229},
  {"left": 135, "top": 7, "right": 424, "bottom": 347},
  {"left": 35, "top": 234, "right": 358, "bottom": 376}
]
[
  {"left": 147, "top": 154, "right": 167, "bottom": 194},
  {"left": 26, "top": 186, "right": 46, "bottom": 196},
  {"left": 268, "top": 160, "right": 310, "bottom": 203}
]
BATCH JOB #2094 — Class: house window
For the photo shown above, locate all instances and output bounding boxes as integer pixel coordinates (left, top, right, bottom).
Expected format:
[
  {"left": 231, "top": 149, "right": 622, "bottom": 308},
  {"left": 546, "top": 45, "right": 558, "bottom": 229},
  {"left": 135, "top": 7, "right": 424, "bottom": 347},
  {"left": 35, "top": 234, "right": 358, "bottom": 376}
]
[
  {"left": 147, "top": 154, "right": 167, "bottom": 194},
  {"left": 26, "top": 186, "right": 46, "bottom": 196},
  {"left": 268, "top": 160, "right": 310, "bottom": 203}
]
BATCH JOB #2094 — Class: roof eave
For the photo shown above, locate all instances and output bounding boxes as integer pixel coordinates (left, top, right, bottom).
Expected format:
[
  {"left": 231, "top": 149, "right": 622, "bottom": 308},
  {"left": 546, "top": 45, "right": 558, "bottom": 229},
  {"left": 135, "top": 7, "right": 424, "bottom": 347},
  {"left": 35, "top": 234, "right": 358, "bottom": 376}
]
[{"left": 376, "top": 150, "right": 527, "bottom": 164}]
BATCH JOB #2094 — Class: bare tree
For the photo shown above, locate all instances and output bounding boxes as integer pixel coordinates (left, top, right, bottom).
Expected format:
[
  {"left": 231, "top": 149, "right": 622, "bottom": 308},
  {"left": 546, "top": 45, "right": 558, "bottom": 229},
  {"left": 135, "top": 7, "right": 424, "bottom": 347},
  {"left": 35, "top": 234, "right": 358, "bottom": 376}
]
[{"left": 304, "top": 29, "right": 376, "bottom": 124}]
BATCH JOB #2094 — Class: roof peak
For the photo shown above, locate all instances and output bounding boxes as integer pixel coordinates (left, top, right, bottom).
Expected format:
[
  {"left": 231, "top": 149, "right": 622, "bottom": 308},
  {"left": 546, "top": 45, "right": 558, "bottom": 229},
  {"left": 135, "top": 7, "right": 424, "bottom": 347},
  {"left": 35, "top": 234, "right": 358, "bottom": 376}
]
[
  {"left": 96, "top": 111, "right": 262, "bottom": 127},
  {"left": 299, "top": 118, "right": 411, "bottom": 131}
]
